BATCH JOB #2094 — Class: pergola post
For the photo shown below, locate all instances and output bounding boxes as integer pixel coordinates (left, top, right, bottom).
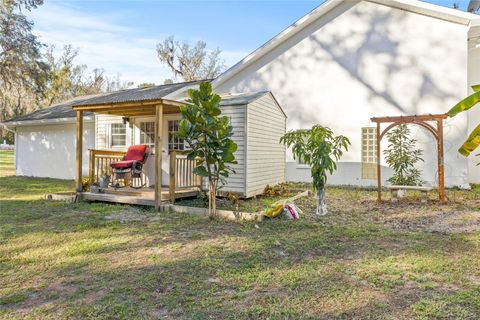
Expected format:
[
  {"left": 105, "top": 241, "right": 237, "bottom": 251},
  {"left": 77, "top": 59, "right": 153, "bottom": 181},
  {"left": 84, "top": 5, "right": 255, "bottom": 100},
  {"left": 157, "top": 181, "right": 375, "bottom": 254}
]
[
  {"left": 154, "top": 104, "right": 164, "bottom": 210},
  {"left": 376, "top": 121, "right": 381, "bottom": 203},
  {"left": 75, "top": 110, "right": 83, "bottom": 192},
  {"left": 371, "top": 114, "right": 447, "bottom": 204},
  {"left": 437, "top": 119, "right": 446, "bottom": 203}
]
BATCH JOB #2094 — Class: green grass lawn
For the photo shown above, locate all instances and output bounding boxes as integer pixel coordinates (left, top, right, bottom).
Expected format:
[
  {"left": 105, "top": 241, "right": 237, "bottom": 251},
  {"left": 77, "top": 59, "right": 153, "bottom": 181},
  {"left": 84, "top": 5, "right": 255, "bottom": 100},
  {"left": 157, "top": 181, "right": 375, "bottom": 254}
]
[
  {"left": 0, "top": 151, "right": 479, "bottom": 319},
  {"left": 0, "top": 150, "right": 14, "bottom": 177}
]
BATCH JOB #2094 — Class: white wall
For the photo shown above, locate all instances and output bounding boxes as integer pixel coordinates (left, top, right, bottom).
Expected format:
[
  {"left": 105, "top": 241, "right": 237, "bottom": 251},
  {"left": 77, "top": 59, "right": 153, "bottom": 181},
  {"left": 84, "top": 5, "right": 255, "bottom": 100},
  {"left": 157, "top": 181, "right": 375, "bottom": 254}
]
[
  {"left": 286, "top": 161, "right": 393, "bottom": 186},
  {"left": 467, "top": 25, "right": 480, "bottom": 184},
  {"left": 215, "top": 1, "right": 470, "bottom": 187},
  {"left": 15, "top": 122, "right": 95, "bottom": 180}
]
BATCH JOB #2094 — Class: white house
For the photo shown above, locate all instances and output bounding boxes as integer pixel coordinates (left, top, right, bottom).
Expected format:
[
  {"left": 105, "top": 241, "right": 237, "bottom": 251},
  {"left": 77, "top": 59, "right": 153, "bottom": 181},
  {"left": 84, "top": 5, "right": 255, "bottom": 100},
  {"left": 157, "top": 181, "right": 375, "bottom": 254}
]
[
  {"left": 166, "top": 0, "right": 480, "bottom": 187},
  {"left": 3, "top": 0, "right": 480, "bottom": 192},
  {"left": 4, "top": 82, "right": 286, "bottom": 198}
]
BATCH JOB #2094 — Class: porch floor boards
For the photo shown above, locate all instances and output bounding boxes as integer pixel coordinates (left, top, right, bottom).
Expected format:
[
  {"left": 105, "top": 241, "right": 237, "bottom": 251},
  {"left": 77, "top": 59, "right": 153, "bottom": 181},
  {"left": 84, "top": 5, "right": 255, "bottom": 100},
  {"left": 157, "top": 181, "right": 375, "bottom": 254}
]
[{"left": 80, "top": 187, "right": 198, "bottom": 206}]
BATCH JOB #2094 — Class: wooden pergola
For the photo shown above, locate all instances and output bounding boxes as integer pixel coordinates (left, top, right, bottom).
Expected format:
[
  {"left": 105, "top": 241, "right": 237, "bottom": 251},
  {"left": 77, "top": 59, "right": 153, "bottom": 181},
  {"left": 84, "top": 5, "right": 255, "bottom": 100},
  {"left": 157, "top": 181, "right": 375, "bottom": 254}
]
[
  {"left": 370, "top": 114, "right": 448, "bottom": 203},
  {"left": 72, "top": 99, "right": 185, "bottom": 210}
]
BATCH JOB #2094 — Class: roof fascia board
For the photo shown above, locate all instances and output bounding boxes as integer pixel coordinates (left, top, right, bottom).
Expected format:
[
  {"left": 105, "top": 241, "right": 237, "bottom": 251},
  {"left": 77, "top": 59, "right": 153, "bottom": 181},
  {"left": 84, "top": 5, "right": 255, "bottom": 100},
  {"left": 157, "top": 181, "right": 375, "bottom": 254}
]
[
  {"left": 369, "top": 0, "right": 477, "bottom": 25},
  {"left": 266, "top": 92, "right": 288, "bottom": 119},
  {"left": 3, "top": 116, "right": 95, "bottom": 128}
]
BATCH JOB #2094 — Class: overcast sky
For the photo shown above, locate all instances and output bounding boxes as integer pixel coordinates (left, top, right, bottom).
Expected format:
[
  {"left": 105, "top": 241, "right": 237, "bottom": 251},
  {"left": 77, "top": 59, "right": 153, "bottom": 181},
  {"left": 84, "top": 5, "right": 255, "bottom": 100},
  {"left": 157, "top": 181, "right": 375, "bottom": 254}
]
[{"left": 26, "top": 0, "right": 475, "bottom": 86}]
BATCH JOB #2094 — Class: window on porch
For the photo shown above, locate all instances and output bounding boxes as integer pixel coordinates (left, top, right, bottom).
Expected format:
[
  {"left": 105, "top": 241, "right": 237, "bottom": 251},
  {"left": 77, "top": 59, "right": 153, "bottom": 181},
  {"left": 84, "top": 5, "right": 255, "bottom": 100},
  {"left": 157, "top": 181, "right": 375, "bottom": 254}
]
[
  {"left": 110, "top": 123, "right": 127, "bottom": 147},
  {"left": 139, "top": 121, "right": 155, "bottom": 151},
  {"left": 168, "top": 120, "right": 184, "bottom": 153}
]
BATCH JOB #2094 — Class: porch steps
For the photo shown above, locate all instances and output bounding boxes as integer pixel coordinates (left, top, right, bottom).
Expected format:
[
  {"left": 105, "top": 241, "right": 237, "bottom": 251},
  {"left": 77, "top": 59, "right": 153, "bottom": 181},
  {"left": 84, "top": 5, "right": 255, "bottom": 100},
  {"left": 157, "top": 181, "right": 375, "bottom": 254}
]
[
  {"left": 80, "top": 192, "right": 156, "bottom": 206},
  {"left": 80, "top": 187, "right": 198, "bottom": 206}
]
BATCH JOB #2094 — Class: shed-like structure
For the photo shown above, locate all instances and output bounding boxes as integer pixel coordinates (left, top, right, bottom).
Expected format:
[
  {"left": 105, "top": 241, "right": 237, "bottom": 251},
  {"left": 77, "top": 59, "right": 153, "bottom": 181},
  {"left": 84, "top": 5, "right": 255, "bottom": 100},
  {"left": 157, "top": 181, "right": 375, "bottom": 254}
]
[
  {"left": 70, "top": 88, "right": 286, "bottom": 208},
  {"left": 218, "top": 92, "right": 287, "bottom": 197}
]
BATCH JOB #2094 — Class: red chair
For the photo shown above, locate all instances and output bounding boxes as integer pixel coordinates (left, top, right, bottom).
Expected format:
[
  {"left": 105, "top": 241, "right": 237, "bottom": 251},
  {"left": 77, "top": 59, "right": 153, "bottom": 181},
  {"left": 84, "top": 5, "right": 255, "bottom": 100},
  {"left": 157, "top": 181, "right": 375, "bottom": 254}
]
[{"left": 110, "top": 144, "right": 149, "bottom": 189}]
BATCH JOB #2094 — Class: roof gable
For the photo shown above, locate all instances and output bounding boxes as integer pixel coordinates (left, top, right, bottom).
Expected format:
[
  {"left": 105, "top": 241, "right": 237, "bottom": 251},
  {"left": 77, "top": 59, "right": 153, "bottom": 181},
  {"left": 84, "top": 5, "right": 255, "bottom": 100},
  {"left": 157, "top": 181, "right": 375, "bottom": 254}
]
[{"left": 209, "top": 0, "right": 479, "bottom": 91}]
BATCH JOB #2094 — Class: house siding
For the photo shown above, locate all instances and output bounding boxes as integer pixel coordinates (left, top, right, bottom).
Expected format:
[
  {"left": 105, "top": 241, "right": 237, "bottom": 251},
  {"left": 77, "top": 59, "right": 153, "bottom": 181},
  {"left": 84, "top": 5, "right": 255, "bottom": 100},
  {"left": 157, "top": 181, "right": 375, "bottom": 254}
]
[
  {"left": 215, "top": 0, "right": 471, "bottom": 188},
  {"left": 95, "top": 114, "right": 132, "bottom": 150},
  {"left": 245, "top": 94, "right": 286, "bottom": 196},
  {"left": 216, "top": 105, "right": 247, "bottom": 195}
]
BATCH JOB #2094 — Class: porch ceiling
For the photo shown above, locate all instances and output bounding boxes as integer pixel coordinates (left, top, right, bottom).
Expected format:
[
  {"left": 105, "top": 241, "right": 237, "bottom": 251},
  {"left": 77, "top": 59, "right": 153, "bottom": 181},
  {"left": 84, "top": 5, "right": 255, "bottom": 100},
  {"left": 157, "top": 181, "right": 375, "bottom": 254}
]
[{"left": 71, "top": 99, "right": 184, "bottom": 116}]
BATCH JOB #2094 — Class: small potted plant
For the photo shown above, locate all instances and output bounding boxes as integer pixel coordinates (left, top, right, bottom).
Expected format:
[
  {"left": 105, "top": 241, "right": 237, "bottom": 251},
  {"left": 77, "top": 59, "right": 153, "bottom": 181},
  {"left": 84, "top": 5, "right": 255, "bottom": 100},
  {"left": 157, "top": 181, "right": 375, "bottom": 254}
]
[{"left": 99, "top": 165, "right": 111, "bottom": 188}]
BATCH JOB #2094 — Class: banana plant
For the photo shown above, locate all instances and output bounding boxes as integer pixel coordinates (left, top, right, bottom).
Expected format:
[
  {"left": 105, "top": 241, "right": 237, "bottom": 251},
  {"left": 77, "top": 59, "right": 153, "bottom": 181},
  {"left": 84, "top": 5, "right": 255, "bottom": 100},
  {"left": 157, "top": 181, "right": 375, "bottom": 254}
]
[{"left": 446, "top": 85, "right": 480, "bottom": 161}]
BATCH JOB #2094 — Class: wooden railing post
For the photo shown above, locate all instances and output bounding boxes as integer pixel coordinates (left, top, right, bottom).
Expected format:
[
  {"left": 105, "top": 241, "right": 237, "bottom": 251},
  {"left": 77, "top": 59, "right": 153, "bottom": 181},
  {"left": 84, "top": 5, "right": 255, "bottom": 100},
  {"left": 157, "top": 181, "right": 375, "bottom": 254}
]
[
  {"left": 88, "top": 150, "right": 95, "bottom": 184},
  {"left": 196, "top": 158, "right": 203, "bottom": 190},
  {"left": 169, "top": 150, "right": 176, "bottom": 204}
]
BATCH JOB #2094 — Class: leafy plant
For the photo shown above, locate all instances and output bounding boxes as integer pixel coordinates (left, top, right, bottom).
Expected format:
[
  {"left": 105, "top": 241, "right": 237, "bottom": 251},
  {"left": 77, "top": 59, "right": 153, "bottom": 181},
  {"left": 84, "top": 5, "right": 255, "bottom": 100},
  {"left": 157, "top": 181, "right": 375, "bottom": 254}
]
[
  {"left": 383, "top": 124, "right": 424, "bottom": 186},
  {"left": 280, "top": 125, "right": 350, "bottom": 215},
  {"left": 177, "top": 82, "right": 238, "bottom": 219},
  {"left": 263, "top": 182, "right": 287, "bottom": 197},
  {"left": 81, "top": 177, "right": 91, "bottom": 192},
  {"left": 446, "top": 85, "right": 480, "bottom": 164},
  {"left": 226, "top": 192, "right": 240, "bottom": 211}
]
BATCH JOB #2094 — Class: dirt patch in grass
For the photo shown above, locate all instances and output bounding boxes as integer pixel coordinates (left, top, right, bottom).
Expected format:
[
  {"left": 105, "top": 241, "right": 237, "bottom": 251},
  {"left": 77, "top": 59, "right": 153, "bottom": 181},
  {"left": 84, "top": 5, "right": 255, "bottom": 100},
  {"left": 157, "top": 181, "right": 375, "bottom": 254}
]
[
  {"left": 105, "top": 207, "right": 154, "bottom": 222},
  {"left": 1, "top": 175, "right": 479, "bottom": 319}
]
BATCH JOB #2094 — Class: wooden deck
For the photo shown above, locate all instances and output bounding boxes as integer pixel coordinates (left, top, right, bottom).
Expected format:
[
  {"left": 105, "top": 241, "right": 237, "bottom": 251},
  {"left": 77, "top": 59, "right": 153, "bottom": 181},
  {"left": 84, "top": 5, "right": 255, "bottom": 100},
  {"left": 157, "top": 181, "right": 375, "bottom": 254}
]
[{"left": 80, "top": 187, "right": 198, "bottom": 206}]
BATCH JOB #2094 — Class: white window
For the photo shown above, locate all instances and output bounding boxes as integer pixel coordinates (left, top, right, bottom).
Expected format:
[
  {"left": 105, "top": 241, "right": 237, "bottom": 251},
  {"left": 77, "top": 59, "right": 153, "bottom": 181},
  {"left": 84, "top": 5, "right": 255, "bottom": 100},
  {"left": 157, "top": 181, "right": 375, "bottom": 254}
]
[
  {"left": 168, "top": 120, "right": 184, "bottom": 152},
  {"left": 110, "top": 123, "right": 126, "bottom": 147},
  {"left": 297, "top": 156, "right": 307, "bottom": 165},
  {"left": 361, "top": 127, "right": 377, "bottom": 180},
  {"left": 139, "top": 121, "right": 155, "bottom": 151}
]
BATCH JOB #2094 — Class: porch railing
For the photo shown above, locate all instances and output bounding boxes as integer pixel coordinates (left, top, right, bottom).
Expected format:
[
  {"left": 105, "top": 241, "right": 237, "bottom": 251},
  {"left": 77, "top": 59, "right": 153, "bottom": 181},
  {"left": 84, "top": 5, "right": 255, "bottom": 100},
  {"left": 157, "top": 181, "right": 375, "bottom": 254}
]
[
  {"left": 169, "top": 150, "right": 202, "bottom": 203},
  {"left": 88, "top": 149, "right": 126, "bottom": 184}
]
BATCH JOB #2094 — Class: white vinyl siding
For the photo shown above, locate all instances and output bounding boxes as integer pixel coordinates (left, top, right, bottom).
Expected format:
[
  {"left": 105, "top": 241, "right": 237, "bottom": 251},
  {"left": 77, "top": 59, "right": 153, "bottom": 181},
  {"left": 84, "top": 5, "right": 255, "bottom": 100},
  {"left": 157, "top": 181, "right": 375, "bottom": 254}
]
[
  {"left": 217, "top": 104, "right": 247, "bottom": 195},
  {"left": 95, "top": 114, "right": 132, "bottom": 150},
  {"left": 245, "top": 93, "right": 286, "bottom": 197}
]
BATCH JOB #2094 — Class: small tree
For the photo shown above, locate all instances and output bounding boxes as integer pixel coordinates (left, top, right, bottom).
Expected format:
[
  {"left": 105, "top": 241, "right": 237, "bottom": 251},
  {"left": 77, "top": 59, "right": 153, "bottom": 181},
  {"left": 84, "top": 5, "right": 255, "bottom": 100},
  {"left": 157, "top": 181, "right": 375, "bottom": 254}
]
[
  {"left": 177, "top": 82, "right": 237, "bottom": 219},
  {"left": 281, "top": 125, "right": 350, "bottom": 216},
  {"left": 384, "top": 124, "right": 424, "bottom": 186}
]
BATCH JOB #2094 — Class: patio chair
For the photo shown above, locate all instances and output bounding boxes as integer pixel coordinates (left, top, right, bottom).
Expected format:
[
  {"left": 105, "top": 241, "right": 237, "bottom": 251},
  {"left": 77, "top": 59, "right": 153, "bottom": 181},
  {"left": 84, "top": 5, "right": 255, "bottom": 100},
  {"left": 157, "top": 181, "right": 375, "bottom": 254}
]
[{"left": 110, "top": 144, "right": 149, "bottom": 189}]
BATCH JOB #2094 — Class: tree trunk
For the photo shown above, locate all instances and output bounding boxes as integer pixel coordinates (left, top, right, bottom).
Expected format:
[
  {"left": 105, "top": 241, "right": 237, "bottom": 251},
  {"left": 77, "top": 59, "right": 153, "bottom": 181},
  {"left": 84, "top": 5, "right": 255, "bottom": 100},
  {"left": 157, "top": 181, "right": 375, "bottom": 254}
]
[
  {"left": 315, "top": 188, "right": 328, "bottom": 216},
  {"left": 208, "top": 180, "right": 217, "bottom": 219}
]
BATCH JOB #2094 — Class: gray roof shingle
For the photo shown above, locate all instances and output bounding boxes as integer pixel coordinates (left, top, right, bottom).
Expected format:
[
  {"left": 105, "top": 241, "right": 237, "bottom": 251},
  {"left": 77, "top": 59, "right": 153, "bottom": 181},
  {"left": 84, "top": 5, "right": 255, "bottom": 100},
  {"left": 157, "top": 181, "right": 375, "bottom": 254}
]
[
  {"left": 3, "top": 94, "right": 101, "bottom": 123},
  {"left": 73, "top": 80, "right": 207, "bottom": 107},
  {"left": 3, "top": 81, "right": 272, "bottom": 124},
  {"left": 3, "top": 81, "right": 204, "bottom": 123}
]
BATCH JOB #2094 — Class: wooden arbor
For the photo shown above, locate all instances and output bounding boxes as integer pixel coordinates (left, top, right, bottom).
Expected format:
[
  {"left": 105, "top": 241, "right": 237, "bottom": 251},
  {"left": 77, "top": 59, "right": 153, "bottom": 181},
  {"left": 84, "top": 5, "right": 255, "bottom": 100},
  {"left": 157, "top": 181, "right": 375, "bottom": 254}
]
[
  {"left": 72, "top": 99, "right": 184, "bottom": 210},
  {"left": 370, "top": 114, "right": 448, "bottom": 203}
]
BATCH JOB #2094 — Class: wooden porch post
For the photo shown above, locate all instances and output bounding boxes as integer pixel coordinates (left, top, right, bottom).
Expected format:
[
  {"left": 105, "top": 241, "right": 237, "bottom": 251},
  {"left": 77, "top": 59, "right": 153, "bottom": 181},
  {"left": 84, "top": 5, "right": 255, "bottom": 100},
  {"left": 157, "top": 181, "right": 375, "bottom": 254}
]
[
  {"left": 155, "top": 104, "right": 164, "bottom": 210},
  {"left": 437, "top": 119, "right": 446, "bottom": 203},
  {"left": 376, "top": 122, "right": 382, "bottom": 203},
  {"left": 169, "top": 150, "right": 176, "bottom": 204},
  {"left": 75, "top": 110, "right": 83, "bottom": 192}
]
